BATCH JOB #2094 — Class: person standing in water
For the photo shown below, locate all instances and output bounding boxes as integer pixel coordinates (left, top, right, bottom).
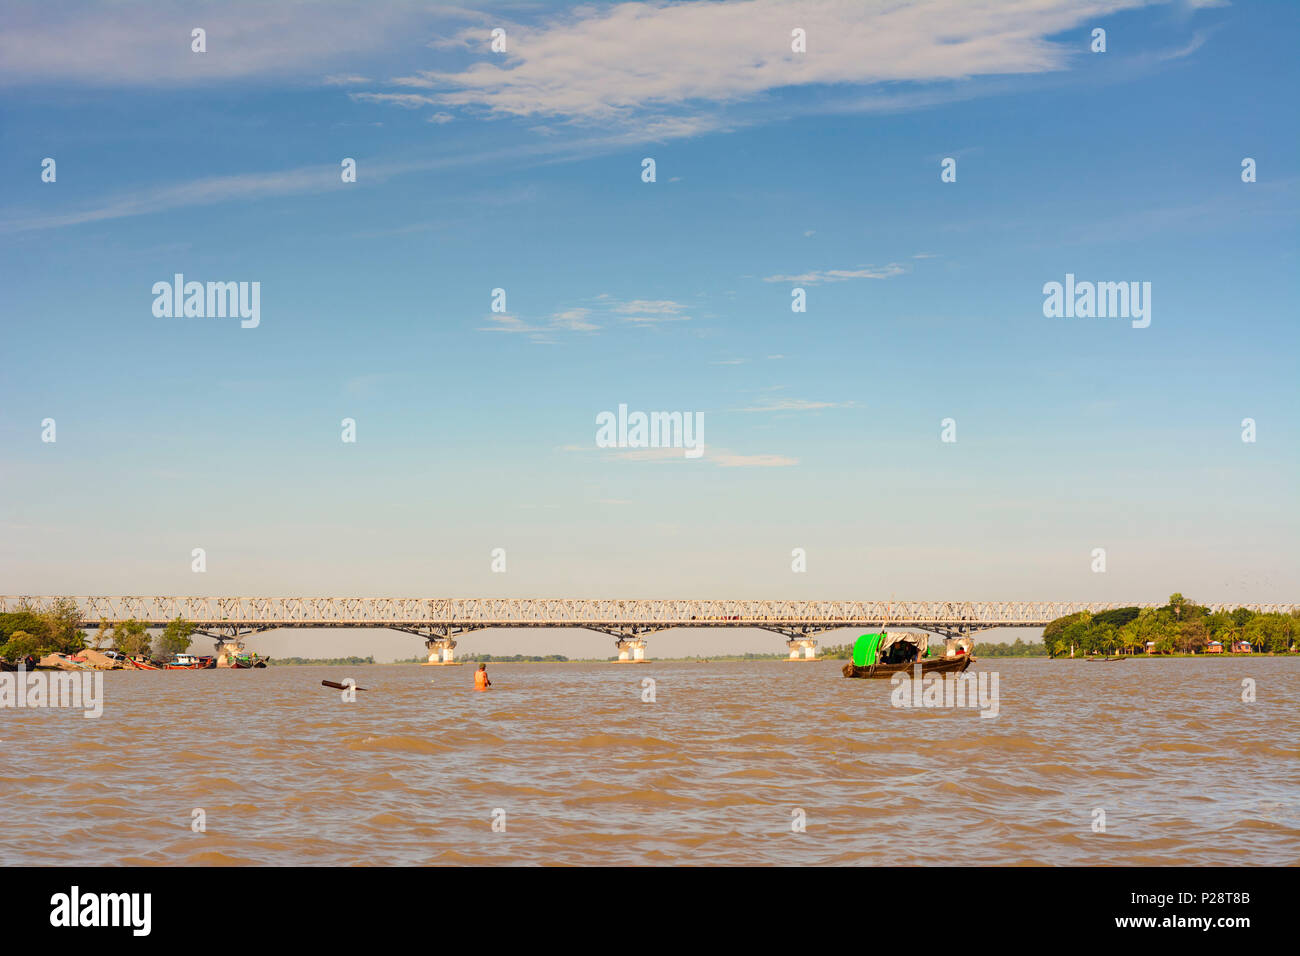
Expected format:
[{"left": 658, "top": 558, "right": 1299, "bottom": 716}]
[{"left": 474, "top": 663, "right": 491, "bottom": 691}]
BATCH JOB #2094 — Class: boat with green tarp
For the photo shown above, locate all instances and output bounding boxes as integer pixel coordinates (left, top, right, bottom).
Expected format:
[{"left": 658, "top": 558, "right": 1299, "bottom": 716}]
[{"left": 841, "top": 630, "right": 974, "bottom": 678}]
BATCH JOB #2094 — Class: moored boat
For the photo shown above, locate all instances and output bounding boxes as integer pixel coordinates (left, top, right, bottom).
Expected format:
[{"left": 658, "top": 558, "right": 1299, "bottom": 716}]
[
  {"left": 841, "top": 630, "right": 975, "bottom": 679},
  {"left": 163, "top": 654, "right": 215, "bottom": 670},
  {"left": 228, "top": 654, "right": 269, "bottom": 669}
]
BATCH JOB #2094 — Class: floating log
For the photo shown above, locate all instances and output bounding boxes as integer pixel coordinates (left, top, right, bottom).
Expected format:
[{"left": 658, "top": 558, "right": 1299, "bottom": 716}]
[{"left": 321, "top": 679, "right": 368, "bottom": 691}]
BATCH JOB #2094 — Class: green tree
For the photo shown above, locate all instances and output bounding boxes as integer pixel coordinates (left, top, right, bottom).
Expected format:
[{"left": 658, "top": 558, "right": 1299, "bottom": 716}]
[
  {"left": 1244, "top": 614, "right": 1298, "bottom": 654},
  {"left": 111, "top": 619, "right": 152, "bottom": 658},
  {"left": 1043, "top": 611, "right": 1089, "bottom": 656},
  {"left": 1091, "top": 622, "right": 1121, "bottom": 654},
  {"left": 1, "top": 600, "right": 86, "bottom": 657},
  {"left": 1060, "top": 615, "right": 1093, "bottom": 656},
  {"left": 1166, "top": 593, "right": 1190, "bottom": 620},
  {"left": 156, "top": 617, "right": 195, "bottom": 657},
  {"left": 1178, "top": 619, "right": 1209, "bottom": 654},
  {"left": 44, "top": 597, "right": 86, "bottom": 653},
  {"left": 1, "top": 630, "right": 42, "bottom": 659},
  {"left": 1093, "top": 607, "right": 1141, "bottom": 629}
]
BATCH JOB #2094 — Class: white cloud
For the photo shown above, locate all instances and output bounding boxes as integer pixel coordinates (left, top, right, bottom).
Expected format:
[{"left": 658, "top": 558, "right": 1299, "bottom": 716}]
[
  {"left": 476, "top": 295, "right": 696, "bottom": 343},
  {"left": 388, "top": 0, "right": 1153, "bottom": 122},
  {"left": 763, "top": 264, "right": 906, "bottom": 283},
  {"left": 550, "top": 308, "right": 600, "bottom": 331},
  {"left": 609, "top": 298, "right": 691, "bottom": 324}
]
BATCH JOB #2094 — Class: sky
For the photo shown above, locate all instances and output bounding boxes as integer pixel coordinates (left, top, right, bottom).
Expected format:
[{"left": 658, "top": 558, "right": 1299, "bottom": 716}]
[{"left": 1, "top": 0, "right": 1296, "bottom": 658}]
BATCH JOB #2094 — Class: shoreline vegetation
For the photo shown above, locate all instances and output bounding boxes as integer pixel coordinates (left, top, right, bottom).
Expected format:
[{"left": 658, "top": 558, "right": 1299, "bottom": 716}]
[
  {"left": 1041, "top": 593, "right": 1299, "bottom": 658},
  {"left": 0, "top": 599, "right": 195, "bottom": 664},
  {"left": 4, "top": 592, "right": 1295, "bottom": 666}
]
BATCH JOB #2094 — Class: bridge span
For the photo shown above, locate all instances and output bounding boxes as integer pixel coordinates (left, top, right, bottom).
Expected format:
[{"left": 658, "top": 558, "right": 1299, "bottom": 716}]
[{"left": 3, "top": 596, "right": 1294, "bottom": 662}]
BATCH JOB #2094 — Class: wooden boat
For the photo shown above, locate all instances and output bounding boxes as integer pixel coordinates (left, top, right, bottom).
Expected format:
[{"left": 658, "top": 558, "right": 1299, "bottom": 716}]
[
  {"left": 127, "top": 656, "right": 162, "bottom": 670},
  {"left": 163, "top": 654, "right": 215, "bottom": 670},
  {"left": 1085, "top": 656, "right": 1125, "bottom": 662},
  {"left": 228, "top": 655, "right": 269, "bottom": 669},
  {"left": 842, "top": 654, "right": 973, "bottom": 679}
]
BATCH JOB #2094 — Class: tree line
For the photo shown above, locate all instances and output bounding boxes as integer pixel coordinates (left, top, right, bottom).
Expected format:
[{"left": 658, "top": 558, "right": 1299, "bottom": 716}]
[
  {"left": 0, "top": 598, "right": 195, "bottom": 661},
  {"left": 1042, "top": 593, "right": 1299, "bottom": 657}
]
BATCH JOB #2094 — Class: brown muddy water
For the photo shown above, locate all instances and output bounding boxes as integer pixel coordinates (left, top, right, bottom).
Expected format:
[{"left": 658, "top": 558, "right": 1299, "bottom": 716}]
[{"left": 2, "top": 659, "right": 1297, "bottom": 866}]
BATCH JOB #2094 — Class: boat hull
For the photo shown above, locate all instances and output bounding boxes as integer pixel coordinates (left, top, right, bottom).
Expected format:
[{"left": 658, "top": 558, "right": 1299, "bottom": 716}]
[
  {"left": 842, "top": 655, "right": 973, "bottom": 679},
  {"left": 163, "top": 657, "right": 216, "bottom": 670}
]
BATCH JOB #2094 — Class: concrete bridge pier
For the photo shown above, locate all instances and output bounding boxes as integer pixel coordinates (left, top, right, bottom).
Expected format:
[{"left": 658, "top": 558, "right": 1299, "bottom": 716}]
[
  {"left": 397, "top": 625, "right": 475, "bottom": 666},
  {"left": 786, "top": 638, "right": 820, "bottom": 661},
  {"left": 196, "top": 625, "right": 268, "bottom": 667},
  {"left": 424, "top": 637, "right": 459, "bottom": 665},
  {"left": 215, "top": 639, "right": 245, "bottom": 667},
  {"left": 615, "top": 638, "right": 649, "bottom": 662}
]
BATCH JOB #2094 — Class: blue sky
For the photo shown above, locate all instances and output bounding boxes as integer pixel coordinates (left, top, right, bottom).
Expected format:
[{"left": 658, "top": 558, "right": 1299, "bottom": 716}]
[{"left": 1, "top": 0, "right": 1296, "bottom": 655}]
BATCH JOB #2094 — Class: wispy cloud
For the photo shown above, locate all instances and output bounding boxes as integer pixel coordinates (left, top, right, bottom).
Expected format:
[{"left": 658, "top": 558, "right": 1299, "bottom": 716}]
[
  {"left": 605, "top": 298, "right": 691, "bottom": 324},
  {"left": 478, "top": 314, "right": 545, "bottom": 335},
  {"left": 763, "top": 264, "right": 906, "bottom": 283},
  {"left": 348, "top": 92, "right": 439, "bottom": 109},
  {"left": 480, "top": 296, "right": 693, "bottom": 343},
  {"left": 0, "top": 164, "right": 343, "bottom": 233},
  {"left": 0, "top": 131, "right": 693, "bottom": 234},
  {"left": 323, "top": 74, "right": 372, "bottom": 87},
  {"left": 550, "top": 309, "right": 600, "bottom": 332},
  {"left": 737, "top": 398, "right": 858, "bottom": 413}
]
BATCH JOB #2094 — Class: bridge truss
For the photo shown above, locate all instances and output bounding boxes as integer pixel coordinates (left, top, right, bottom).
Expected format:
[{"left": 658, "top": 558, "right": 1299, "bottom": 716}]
[{"left": 2, "top": 595, "right": 1293, "bottom": 644}]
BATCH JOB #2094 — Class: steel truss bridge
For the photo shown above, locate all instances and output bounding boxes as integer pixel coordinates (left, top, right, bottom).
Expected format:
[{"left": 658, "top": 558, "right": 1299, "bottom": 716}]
[{"left": 2, "top": 596, "right": 1292, "bottom": 648}]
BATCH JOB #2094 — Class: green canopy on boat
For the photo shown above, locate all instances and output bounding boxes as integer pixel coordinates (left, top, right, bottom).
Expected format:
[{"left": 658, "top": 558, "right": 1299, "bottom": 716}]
[{"left": 852, "top": 632, "right": 886, "bottom": 667}]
